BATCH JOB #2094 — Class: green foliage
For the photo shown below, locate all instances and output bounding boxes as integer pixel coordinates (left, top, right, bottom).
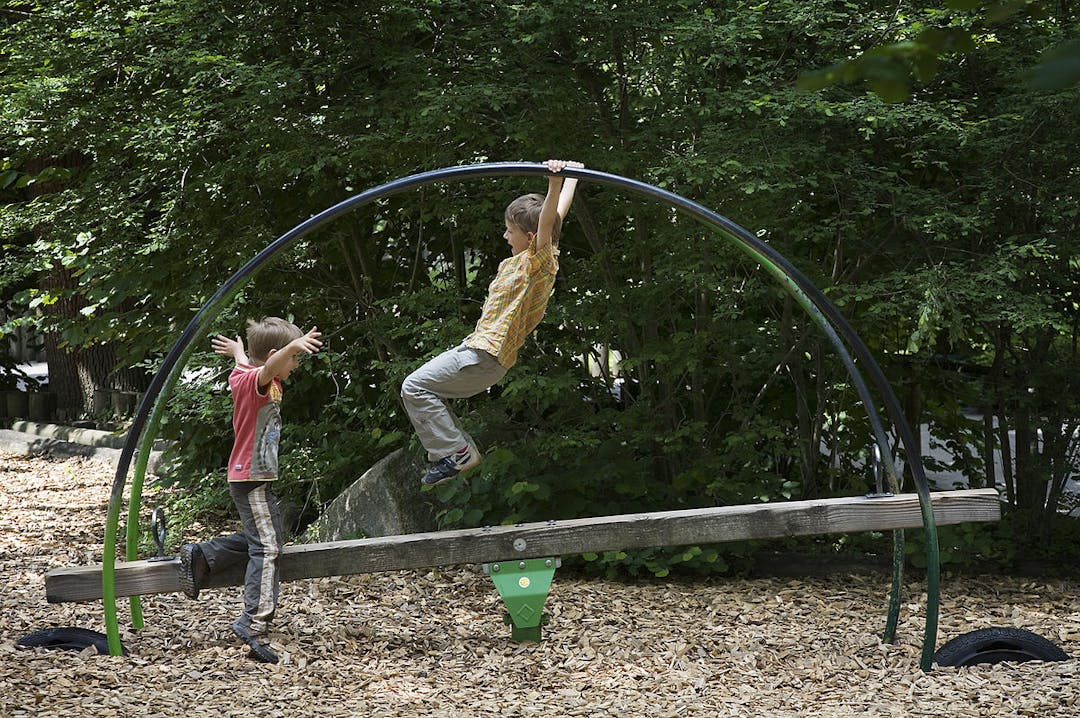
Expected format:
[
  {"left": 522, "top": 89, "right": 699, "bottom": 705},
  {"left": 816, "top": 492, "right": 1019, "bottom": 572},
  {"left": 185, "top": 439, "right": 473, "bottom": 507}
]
[
  {"left": 906, "top": 522, "right": 1009, "bottom": 569},
  {"left": 1027, "top": 39, "right": 1080, "bottom": 90},
  {"left": 153, "top": 359, "right": 234, "bottom": 485},
  {"left": 140, "top": 473, "right": 234, "bottom": 555},
  {"left": 799, "top": 1, "right": 1080, "bottom": 101},
  {"left": 904, "top": 508, "right": 1080, "bottom": 573},
  {"left": 577, "top": 542, "right": 755, "bottom": 579},
  {"left": 2, "top": 0, "right": 1076, "bottom": 578}
]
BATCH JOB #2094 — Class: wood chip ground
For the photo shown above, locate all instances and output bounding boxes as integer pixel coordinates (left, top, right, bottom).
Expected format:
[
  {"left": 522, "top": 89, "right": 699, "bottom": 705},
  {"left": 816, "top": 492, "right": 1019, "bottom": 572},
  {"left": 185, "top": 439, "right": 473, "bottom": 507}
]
[{"left": 1, "top": 453, "right": 1077, "bottom": 717}]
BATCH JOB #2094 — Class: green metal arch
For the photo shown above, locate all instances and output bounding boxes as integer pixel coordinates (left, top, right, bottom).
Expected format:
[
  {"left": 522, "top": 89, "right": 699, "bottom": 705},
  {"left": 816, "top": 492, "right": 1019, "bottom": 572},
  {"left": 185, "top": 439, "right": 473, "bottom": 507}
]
[{"left": 102, "top": 162, "right": 941, "bottom": 669}]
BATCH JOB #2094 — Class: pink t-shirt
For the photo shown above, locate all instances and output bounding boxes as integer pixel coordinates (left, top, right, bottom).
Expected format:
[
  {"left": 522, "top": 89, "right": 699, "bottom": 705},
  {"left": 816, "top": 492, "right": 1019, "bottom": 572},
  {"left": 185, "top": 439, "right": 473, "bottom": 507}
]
[{"left": 226, "top": 364, "right": 283, "bottom": 481}]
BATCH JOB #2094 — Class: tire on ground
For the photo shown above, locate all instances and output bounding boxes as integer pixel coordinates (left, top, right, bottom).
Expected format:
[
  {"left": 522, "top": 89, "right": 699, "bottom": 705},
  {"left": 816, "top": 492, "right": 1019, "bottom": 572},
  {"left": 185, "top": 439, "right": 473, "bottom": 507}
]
[
  {"left": 934, "top": 627, "right": 1068, "bottom": 667},
  {"left": 16, "top": 627, "right": 128, "bottom": 656}
]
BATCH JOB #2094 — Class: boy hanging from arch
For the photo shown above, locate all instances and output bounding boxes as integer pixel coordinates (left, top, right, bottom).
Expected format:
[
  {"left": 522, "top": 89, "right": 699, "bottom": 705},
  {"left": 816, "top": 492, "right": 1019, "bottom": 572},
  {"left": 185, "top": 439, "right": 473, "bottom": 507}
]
[{"left": 401, "top": 159, "right": 583, "bottom": 485}]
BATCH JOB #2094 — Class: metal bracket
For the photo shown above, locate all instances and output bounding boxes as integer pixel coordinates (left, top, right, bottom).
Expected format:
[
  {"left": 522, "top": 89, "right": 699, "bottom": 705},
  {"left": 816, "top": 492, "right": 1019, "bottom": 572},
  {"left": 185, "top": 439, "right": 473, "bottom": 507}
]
[
  {"left": 483, "top": 557, "right": 560, "bottom": 642},
  {"left": 146, "top": 507, "right": 173, "bottom": 562}
]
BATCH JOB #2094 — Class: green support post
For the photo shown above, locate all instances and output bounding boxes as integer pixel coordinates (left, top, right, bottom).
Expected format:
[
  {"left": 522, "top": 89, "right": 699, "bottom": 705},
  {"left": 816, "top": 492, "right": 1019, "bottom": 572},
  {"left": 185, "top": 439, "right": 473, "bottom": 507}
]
[{"left": 484, "top": 557, "right": 560, "bottom": 642}]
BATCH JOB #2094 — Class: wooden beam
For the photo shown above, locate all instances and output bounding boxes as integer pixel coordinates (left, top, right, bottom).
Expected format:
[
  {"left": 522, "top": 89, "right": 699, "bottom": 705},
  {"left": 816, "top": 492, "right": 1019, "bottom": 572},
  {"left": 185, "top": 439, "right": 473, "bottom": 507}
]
[{"left": 46, "top": 489, "right": 1000, "bottom": 603}]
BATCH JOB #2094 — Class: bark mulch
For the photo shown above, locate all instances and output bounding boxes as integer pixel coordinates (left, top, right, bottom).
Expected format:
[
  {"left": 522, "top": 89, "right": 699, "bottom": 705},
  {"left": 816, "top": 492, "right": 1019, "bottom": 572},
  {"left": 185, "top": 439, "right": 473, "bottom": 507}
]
[{"left": 1, "top": 453, "right": 1077, "bottom": 717}]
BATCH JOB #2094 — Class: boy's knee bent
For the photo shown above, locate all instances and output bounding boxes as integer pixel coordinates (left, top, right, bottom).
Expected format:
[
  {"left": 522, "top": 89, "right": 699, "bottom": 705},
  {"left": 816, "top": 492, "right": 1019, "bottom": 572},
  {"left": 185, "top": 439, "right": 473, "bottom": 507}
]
[
  {"left": 251, "top": 543, "right": 281, "bottom": 562},
  {"left": 401, "top": 373, "right": 426, "bottom": 402}
]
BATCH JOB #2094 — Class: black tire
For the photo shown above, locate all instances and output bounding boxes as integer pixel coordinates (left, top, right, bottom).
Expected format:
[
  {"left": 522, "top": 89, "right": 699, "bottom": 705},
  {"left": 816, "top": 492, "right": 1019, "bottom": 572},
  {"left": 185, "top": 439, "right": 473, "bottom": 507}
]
[
  {"left": 934, "top": 627, "right": 1069, "bottom": 667},
  {"left": 16, "top": 627, "right": 128, "bottom": 656}
]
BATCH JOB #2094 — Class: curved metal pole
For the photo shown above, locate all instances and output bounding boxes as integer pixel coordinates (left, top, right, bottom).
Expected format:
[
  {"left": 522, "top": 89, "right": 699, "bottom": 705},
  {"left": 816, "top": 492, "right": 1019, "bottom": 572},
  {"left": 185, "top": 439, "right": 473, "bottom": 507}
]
[
  {"left": 751, "top": 259, "right": 906, "bottom": 644},
  {"left": 103, "top": 163, "right": 938, "bottom": 668}
]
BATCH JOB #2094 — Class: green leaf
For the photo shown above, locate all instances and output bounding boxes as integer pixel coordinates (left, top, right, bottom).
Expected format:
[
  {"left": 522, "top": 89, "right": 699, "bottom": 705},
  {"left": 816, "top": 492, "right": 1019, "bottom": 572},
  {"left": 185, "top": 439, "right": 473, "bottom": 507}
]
[
  {"left": 509, "top": 481, "right": 540, "bottom": 495},
  {"left": 795, "top": 65, "right": 842, "bottom": 93},
  {"left": 986, "top": 1, "right": 1030, "bottom": 22},
  {"left": 1026, "top": 40, "right": 1080, "bottom": 91}
]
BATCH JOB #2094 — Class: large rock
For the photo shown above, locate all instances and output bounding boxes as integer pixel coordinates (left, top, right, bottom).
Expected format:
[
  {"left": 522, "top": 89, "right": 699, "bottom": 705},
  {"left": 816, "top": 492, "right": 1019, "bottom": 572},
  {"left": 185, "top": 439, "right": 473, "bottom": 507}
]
[{"left": 301, "top": 448, "right": 436, "bottom": 542}]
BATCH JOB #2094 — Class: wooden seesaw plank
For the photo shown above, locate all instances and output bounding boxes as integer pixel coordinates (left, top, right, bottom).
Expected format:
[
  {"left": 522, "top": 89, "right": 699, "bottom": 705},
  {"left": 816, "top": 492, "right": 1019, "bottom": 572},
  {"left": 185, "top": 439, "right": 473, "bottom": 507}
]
[{"left": 46, "top": 488, "right": 1000, "bottom": 603}]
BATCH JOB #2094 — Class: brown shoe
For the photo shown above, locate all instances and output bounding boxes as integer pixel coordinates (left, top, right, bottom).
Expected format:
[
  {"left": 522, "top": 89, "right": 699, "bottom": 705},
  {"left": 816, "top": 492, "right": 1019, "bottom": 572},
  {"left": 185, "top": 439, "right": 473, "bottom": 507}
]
[{"left": 178, "top": 543, "right": 209, "bottom": 599}]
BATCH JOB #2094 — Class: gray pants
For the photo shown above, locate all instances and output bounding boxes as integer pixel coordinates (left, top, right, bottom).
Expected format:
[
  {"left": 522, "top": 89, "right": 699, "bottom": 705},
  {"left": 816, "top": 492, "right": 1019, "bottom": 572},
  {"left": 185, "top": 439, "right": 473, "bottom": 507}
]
[
  {"left": 200, "top": 480, "right": 283, "bottom": 636},
  {"left": 401, "top": 344, "right": 507, "bottom": 462}
]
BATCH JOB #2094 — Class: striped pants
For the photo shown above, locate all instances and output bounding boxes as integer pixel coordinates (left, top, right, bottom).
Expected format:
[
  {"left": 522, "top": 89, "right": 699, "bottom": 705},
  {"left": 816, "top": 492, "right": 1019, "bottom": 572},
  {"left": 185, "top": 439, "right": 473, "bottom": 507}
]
[{"left": 199, "top": 480, "right": 283, "bottom": 636}]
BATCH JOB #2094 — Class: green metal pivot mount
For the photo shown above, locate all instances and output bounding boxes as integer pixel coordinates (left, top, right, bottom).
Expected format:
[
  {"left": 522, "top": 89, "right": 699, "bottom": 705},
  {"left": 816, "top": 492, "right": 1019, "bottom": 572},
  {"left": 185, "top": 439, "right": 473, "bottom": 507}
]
[{"left": 484, "top": 557, "right": 560, "bottom": 642}]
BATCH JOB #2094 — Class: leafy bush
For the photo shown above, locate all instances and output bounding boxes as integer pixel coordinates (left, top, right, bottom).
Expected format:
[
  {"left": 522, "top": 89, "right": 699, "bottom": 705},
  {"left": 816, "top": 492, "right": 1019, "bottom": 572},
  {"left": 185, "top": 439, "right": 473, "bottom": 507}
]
[{"left": 905, "top": 508, "right": 1080, "bottom": 574}]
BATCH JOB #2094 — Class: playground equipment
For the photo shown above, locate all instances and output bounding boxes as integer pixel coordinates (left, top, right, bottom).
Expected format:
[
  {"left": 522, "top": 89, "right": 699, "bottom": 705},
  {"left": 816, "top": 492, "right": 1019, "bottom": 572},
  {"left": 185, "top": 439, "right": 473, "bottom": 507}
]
[
  {"left": 48, "top": 488, "right": 993, "bottom": 647},
  {"left": 48, "top": 491, "right": 1001, "bottom": 604},
  {"left": 48, "top": 491, "right": 1000, "bottom": 644},
  {"left": 42, "top": 163, "right": 1005, "bottom": 670}
]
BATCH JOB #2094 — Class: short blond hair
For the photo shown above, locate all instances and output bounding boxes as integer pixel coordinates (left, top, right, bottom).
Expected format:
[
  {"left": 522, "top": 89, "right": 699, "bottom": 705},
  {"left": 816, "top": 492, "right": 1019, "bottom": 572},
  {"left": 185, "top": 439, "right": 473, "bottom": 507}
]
[
  {"left": 246, "top": 317, "right": 302, "bottom": 362},
  {"left": 505, "top": 192, "right": 562, "bottom": 244}
]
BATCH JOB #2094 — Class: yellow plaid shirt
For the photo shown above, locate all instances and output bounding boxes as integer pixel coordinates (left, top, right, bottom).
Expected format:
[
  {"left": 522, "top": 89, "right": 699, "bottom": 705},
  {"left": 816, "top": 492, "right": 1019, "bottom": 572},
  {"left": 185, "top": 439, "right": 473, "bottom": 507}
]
[{"left": 464, "top": 239, "right": 559, "bottom": 368}]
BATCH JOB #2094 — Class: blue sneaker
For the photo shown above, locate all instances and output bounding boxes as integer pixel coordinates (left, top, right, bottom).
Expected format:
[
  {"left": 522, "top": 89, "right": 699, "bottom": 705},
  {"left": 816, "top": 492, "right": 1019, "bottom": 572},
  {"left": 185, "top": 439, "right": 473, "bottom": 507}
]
[{"left": 421, "top": 444, "right": 481, "bottom": 486}]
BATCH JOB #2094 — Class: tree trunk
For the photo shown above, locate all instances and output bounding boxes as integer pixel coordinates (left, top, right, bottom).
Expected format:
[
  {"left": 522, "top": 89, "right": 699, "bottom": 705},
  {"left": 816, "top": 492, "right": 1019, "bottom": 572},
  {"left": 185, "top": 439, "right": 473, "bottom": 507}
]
[
  {"left": 979, "top": 410, "right": 994, "bottom": 491},
  {"left": 27, "top": 153, "right": 134, "bottom": 420},
  {"left": 37, "top": 266, "right": 121, "bottom": 419}
]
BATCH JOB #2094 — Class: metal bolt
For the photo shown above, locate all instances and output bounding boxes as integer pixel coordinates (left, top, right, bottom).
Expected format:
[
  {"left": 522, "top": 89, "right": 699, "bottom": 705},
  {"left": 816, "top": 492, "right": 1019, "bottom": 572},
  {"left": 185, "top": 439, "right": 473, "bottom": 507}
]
[
  {"left": 519, "top": 561, "right": 527, "bottom": 570},
  {"left": 545, "top": 559, "right": 553, "bottom": 568},
  {"left": 492, "top": 563, "right": 500, "bottom": 572},
  {"left": 513, "top": 538, "right": 527, "bottom": 552}
]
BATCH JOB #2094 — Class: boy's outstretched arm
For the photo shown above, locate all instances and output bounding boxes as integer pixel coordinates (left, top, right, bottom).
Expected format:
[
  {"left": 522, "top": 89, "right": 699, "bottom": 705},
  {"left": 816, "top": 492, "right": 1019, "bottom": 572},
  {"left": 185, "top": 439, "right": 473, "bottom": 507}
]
[
  {"left": 212, "top": 334, "right": 249, "bottom": 366},
  {"left": 556, "top": 161, "right": 584, "bottom": 220},
  {"left": 536, "top": 159, "right": 584, "bottom": 251},
  {"left": 257, "top": 326, "right": 322, "bottom": 387}
]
